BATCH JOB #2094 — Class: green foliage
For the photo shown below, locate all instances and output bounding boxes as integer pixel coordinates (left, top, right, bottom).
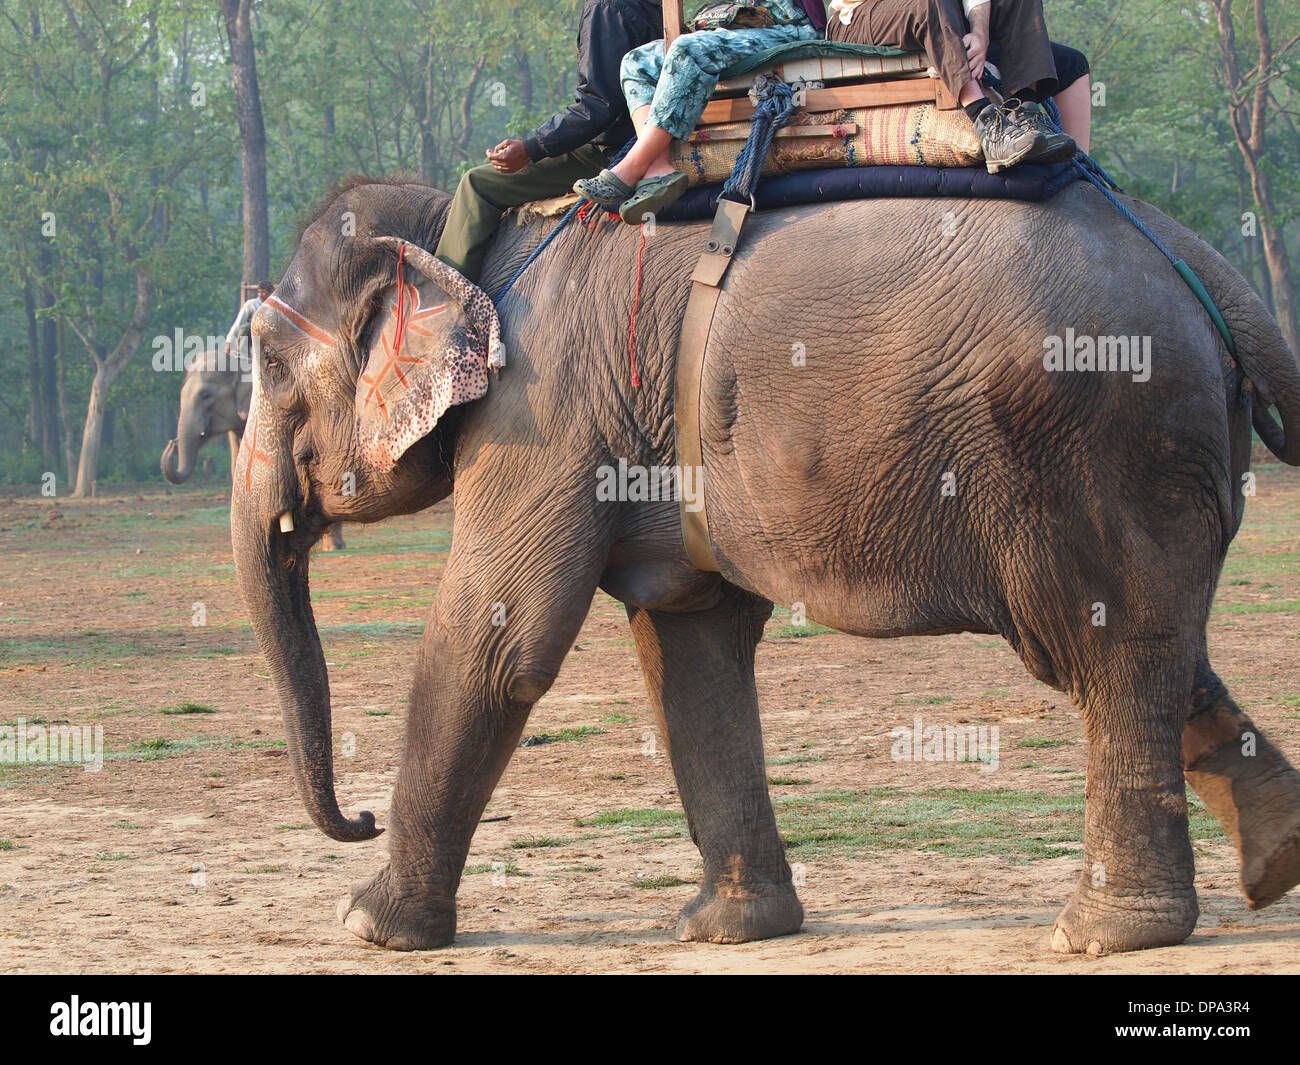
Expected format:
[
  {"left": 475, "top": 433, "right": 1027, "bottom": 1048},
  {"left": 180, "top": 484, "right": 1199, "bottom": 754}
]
[{"left": 1, "top": 0, "right": 1296, "bottom": 486}]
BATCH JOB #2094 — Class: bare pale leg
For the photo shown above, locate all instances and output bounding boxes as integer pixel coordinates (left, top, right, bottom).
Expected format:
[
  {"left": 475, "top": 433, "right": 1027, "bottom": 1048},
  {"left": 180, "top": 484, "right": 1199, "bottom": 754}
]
[
  {"left": 610, "top": 104, "right": 678, "bottom": 186},
  {"left": 1054, "top": 76, "right": 1092, "bottom": 153}
]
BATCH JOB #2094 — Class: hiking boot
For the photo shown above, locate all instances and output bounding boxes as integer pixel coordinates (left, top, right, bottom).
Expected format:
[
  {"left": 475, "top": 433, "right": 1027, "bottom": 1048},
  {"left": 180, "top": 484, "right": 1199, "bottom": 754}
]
[
  {"left": 972, "top": 100, "right": 1049, "bottom": 174},
  {"left": 1008, "top": 99, "right": 1078, "bottom": 165}
]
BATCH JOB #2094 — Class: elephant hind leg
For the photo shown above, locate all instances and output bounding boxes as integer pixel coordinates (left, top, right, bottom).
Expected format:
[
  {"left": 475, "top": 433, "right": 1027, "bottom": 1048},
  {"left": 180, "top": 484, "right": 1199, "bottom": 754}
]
[
  {"left": 625, "top": 582, "right": 802, "bottom": 944},
  {"left": 1050, "top": 632, "right": 1201, "bottom": 955},
  {"left": 1184, "top": 658, "right": 1300, "bottom": 909}
]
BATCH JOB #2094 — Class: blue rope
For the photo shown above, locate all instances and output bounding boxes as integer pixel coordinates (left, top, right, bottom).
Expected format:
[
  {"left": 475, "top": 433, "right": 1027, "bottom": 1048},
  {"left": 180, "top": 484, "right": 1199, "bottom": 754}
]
[
  {"left": 1041, "top": 100, "right": 1237, "bottom": 355},
  {"left": 494, "top": 137, "right": 637, "bottom": 307},
  {"left": 721, "top": 78, "right": 798, "bottom": 203},
  {"left": 495, "top": 82, "right": 794, "bottom": 305}
]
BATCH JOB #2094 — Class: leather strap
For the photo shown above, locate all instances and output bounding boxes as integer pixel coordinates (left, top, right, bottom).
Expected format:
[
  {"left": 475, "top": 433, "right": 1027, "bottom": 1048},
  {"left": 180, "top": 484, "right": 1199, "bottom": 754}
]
[{"left": 674, "top": 197, "right": 751, "bottom": 572}]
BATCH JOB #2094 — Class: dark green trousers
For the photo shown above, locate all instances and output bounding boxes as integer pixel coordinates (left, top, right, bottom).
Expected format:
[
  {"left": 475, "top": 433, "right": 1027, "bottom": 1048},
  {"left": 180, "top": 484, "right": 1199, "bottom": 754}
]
[{"left": 434, "top": 144, "right": 615, "bottom": 281}]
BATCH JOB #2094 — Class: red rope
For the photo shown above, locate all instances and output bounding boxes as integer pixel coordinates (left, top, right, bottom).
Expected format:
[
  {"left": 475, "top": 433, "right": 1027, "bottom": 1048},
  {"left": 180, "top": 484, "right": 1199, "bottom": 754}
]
[
  {"left": 627, "top": 224, "right": 647, "bottom": 388},
  {"left": 391, "top": 241, "right": 408, "bottom": 356}
]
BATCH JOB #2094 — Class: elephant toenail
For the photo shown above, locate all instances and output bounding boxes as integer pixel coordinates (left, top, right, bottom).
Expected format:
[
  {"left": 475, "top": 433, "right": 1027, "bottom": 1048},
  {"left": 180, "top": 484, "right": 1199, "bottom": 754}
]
[{"left": 344, "top": 908, "right": 375, "bottom": 940}]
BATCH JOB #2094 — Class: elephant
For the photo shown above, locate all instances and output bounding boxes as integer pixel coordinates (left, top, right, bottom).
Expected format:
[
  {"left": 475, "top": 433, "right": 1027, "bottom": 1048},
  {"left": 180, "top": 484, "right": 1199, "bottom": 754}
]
[
  {"left": 230, "top": 175, "right": 1300, "bottom": 956},
  {"left": 162, "top": 345, "right": 345, "bottom": 550}
]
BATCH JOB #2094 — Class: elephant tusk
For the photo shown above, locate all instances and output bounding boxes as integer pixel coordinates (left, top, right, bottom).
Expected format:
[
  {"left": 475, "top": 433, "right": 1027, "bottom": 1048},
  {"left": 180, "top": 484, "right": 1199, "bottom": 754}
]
[{"left": 278, "top": 512, "right": 295, "bottom": 533}]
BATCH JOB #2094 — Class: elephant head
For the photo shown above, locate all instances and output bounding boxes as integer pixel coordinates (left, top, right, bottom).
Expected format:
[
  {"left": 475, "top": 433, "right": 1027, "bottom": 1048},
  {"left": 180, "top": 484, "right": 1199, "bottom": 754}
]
[
  {"left": 229, "top": 182, "right": 502, "bottom": 841},
  {"left": 161, "top": 351, "right": 252, "bottom": 484}
]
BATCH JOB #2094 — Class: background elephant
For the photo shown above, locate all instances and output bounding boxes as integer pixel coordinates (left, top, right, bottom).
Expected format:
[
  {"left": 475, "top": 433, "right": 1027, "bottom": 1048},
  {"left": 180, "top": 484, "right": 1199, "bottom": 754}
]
[
  {"left": 231, "top": 178, "right": 1300, "bottom": 956},
  {"left": 162, "top": 348, "right": 345, "bottom": 550},
  {"left": 161, "top": 350, "right": 250, "bottom": 487}
]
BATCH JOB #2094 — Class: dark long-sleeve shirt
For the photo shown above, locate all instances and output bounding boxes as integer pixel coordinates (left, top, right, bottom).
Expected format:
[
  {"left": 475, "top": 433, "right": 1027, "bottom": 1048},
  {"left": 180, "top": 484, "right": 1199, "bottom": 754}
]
[{"left": 522, "top": 0, "right": 664, "bottom": 162}]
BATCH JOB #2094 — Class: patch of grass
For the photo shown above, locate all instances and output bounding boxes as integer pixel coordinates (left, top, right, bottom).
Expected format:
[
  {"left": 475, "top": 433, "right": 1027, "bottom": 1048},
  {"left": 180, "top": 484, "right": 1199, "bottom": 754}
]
[
  {"left": 1017, "top": 737, "right": 1070, "bottom": 749},
  {"left": 632, "top": 875, "right": 691, "bottom": 889},
  {"left": 769, "top": 752, "right": 823, "bottom": 765},
  {"left": 160, "top": 702, "right": 217, "bottom": 715},
  {"left": 275, "top": 823, "right": 312, "bottom": 831},
  {"left": 0, "top": 839, "right": 12, "bottom": 851},
  {"left": 768, "top": 776, "right": 812, "bottom": 786},
  {"left": 243, "top": 865, "right": 284, "bottom": 874},
  {"left": 508, "top": 836, "right": 569, "bottom": 849},
  {"left": 899, "top": 695, "right": 953, "bottom": 705},
  {"left": 632, "top": 828, "right": 686, "bottom": 841},
  {"left": 463, "top": 860, "right": 530, "bottom": 878},
  {"left": 113, "top": 821, "right": 139, "bottom": 830},
  {"left": 602, "top": 711, "right": 634, "bottom": 725},
  {"left": 317, "top": 621, "right": 423, "bottom": 639},
  {"left": 773, "top": 786, "right": 1092, "bottom": 862},
  {"left": 363, "top": 709, "right": 391, "bottom": 717},
  {"left": 94, "top": 852, "right": 131, "bottom": 861},
  {"left": 574, "top": 807, "right": 685, "bottom": 829},
  {"left": 1214, "top": 600, "right": 1300, "bottom": 616},
  {"left": 519, "top": 725, "right": 606, "bottom": 746},
  {"left": 129, "top": 738, "right": 174, "bottom": 757},
  {"left": 769, "top": 622, "right": 835, "bottom": 639}
]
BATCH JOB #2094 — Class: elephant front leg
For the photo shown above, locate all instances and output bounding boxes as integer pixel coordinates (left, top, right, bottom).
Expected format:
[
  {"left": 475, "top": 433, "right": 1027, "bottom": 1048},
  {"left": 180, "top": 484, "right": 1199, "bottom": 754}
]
[
  {"left": 626, "top": 584, "right": 803, "bottom": 944},
  {"left": 1183, "top": 661, "right": 1300, "bottom": 910},
  {"left": 1052, "top": 648, "right": 1200, "bottom": 955},
  {"left": 338, "top": 523, "right": 607, "bottom": 950}
]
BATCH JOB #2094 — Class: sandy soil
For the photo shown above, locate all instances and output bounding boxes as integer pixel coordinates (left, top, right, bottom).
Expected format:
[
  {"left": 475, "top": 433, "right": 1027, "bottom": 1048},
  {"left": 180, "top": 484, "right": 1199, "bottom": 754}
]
[{"left": 1, "top": 466, "right": 1298, "bottom": 974}]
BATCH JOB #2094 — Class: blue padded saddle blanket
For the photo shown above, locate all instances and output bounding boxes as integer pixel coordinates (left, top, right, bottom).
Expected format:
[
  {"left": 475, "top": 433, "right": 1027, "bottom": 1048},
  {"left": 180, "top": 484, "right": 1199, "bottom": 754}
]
[{"left": 658, "top": 159, "right": 1080, "bottom": 223}]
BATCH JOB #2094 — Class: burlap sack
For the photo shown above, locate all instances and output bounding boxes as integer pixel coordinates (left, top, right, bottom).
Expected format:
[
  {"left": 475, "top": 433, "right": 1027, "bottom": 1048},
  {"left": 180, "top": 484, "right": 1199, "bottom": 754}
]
[{"left": 670, "top": 103, "right": 983, "bottom": 187}]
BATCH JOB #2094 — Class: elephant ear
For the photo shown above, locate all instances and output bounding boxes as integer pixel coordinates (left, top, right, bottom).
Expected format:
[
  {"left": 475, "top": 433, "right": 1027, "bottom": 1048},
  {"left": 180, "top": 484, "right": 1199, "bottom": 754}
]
[
  {"left": 355, "top": 238, "right": 506, "bottom": 472},
  {"left": 235, "top": 376, "right": 252, "bottom": 422}
]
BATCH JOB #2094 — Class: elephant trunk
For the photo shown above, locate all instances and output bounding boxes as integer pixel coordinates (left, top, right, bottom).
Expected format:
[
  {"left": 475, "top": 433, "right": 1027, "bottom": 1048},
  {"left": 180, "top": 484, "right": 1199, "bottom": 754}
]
[
  {"left": 231, "top": 492, "right": 381, "bottom": 842},
  {"left": 161, "top": 422, "right": 202, "bottom": 484}
]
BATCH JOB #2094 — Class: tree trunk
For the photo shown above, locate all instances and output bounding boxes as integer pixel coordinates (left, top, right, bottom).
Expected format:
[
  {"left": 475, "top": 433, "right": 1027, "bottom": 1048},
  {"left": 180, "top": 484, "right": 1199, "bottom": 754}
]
[
  {"left": 514, "top": 43, "right": 533, "bottom": 112},
  {"left": 23, "top": 276, "right": 42, "bottom": 447},
  {"left": 37, "top": 246, "right": 60, "bottom": 464},
  {"left": 57, "top": 321, "right": 76, "bottom": 484},
  {"left": 1213, "top": 0, "right": 1300, "bottom": 355},
  {"left": 75, "top": 371, "right": 110, "bottom": 498},
  {"left": 73, "top": 273, "right": 154, "bottom": 497},
  {"left": 221, "top": 0, "right": 270, "bottom": 285}
]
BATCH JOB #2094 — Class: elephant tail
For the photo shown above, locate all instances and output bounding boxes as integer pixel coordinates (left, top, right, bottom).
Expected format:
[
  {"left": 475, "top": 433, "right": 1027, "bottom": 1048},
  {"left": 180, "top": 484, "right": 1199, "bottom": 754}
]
[
  {"left": 1237, "top": 315, "right": 1300, "bottom": 467},
  {"left": 1124, "top": 195, "right": 1300, "bottom": 466}
]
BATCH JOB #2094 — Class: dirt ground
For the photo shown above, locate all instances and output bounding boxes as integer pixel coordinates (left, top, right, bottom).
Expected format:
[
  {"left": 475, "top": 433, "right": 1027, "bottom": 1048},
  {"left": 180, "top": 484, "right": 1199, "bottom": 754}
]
[{"left": 2, "top": 465, "right": 1299, "bottom": 975}]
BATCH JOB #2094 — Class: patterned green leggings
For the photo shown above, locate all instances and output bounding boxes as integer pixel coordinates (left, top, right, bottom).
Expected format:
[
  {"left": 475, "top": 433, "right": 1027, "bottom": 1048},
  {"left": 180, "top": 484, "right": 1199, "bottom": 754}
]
[{"left": 621, "top": 21, "right": 818, "bottom": 141}]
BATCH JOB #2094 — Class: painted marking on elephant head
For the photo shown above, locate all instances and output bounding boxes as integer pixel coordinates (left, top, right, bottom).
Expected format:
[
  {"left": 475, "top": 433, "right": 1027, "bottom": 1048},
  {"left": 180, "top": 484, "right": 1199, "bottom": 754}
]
[
  {"left": 262, "top": 294, "right": 338, "bottom": 347},
  {"left": 357, "top": 282, "right": 448, "bottom": 424},
  {"left": 241, "top": 414, "right": 272, "bottom": 493}
]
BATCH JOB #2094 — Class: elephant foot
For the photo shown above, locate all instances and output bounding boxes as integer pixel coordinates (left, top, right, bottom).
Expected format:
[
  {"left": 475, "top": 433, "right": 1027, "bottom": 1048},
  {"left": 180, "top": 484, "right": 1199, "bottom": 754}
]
[
  {"left": 676, "top": 880, "right": 803, "bottom": 944},
  {"left": 319, "top": 523, "right": 346, "bottom": 551},
  {"left": 1184, "top": 699, "right": 1300, "bottom": 909},
  {"left": 1049, "top": 883, "right": 1197, "bottom": 956},
  {"left": 336, "top": 866, "right": 455, "bottom": 951},
  {"left": 1241, "top": 815, "right": 1300, "bottom": 910}
]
